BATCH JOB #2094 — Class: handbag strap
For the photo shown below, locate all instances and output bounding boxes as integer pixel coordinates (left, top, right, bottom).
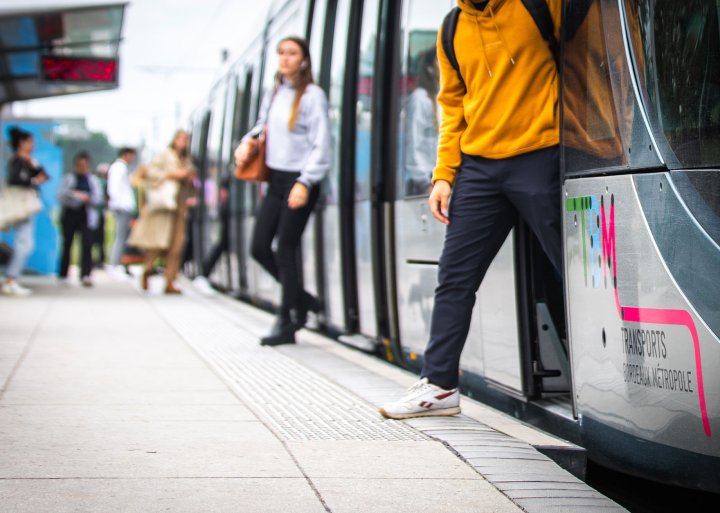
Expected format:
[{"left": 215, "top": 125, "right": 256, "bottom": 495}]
[{"left": 260, "top": 84, "right": 280, "bottom": 141}]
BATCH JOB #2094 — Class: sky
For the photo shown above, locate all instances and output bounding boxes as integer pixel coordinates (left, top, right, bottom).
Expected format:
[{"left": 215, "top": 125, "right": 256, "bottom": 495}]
[{"left": 5, "top": 0, "right": 271, "bottom": 153}]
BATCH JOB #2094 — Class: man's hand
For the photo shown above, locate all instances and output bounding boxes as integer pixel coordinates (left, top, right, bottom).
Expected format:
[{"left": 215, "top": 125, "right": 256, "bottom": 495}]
[
  {"left": 73, "top": 191, "right": 91, "bottom": 204},
  {"left": 428, "top": 180, "right": 452, "bottom": 224}
]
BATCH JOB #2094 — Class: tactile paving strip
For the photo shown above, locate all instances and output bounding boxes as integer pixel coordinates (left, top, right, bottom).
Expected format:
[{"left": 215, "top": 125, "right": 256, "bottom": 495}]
[{"left": 151, "top": 297, "right": 425, "bottom": 442}]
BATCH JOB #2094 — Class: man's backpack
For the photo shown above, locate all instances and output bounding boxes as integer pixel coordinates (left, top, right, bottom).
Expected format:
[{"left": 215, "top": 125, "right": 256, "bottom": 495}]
[{"left": 441, "top": 0, "right": 558, "bottom": 89}]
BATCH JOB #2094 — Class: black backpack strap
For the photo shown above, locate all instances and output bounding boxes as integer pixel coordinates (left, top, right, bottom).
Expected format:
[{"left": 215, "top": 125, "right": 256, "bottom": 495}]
[
  {"left": 441, "top": 7, "right": 465, "bottom": 89},
  {"left": 565, "top": 0, "right": 595, "bottom": 41},
  {"left": 521, "top": 0, "right": 559, "bottom": 66}
]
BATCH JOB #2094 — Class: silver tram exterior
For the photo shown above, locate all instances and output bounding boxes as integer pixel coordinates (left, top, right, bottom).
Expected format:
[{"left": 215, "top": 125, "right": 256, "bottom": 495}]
[{"left": 188, "top": 0, "right": 720, "bottom": 491}]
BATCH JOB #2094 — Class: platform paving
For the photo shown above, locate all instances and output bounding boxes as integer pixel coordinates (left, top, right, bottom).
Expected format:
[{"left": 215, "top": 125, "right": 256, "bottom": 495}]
[{"left": 0, "top": 273, "right": 624, "bottom": 512}]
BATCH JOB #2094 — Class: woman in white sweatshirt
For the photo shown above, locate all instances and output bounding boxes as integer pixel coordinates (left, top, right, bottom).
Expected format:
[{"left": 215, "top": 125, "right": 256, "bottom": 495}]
[{"left": 235, "top": 36, "right": 331, "bottom": 346}]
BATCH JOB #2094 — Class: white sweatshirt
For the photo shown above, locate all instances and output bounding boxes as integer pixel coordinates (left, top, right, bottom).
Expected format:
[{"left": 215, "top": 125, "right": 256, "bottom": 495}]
[
  {"left": 244, "top": 81, "right": 331, "bottom": 187},
  {"left": 107, "top": 158, "right": 135, "bottom": 213}
]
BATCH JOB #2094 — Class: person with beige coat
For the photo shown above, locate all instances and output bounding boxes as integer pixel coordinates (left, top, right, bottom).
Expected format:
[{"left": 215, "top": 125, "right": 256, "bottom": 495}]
[{"left": 128, "top": 130, "right": 195, "bottom": 294}]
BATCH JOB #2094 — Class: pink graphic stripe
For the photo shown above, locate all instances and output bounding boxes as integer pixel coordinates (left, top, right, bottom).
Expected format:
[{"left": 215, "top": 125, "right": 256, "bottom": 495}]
[{"left": 601, "top": 196, "right": 711, "bottom": 437}]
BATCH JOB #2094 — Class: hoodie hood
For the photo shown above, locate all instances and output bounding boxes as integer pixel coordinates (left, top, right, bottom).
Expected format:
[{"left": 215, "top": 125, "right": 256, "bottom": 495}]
[
  {"left": 456, "top": 0, "right": 516, "bottom": 77},
  {"left": 457, "top": 0, "right": 508, "bottom": 16}
]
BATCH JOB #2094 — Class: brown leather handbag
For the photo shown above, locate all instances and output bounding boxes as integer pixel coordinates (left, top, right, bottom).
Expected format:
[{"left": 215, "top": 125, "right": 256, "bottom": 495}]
[{"left": 234, "top": 132, "right": 269, "bottom": 182}]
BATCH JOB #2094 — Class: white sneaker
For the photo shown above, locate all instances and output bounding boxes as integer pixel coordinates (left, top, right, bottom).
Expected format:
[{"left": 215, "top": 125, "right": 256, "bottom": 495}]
[
  {"left": 192, "top": 276, "right": 215, "bottom": 295},
  {"left": 1, "top": 281, "right": 32, "bottom": 297},
  {"left": 379, "top": 378, "right": 460, "bottom": 419}
]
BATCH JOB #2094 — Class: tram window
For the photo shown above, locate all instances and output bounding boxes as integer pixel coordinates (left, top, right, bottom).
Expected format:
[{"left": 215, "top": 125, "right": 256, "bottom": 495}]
[
  {"left": 563, "top": 0, "right": 627, "bottom": 174},
  {"left": 563, "top": 0, "right": 662, "bottom": 174},
  {"left": 261, "top": 3, "right": 306, "bottom": 91},
  {"left": 324, "top": 0, "right": 353, "bottom": 206},
  {"left": 355, "top": 0, "right": 380, "bottom": 202},
  {"left": 309, "top": 0, "right": 329, "bottom": 84},
  {"left": 626, "top": 0, "right": 720, "bottom": 169},
  {"left": 396, "top": 1, "right": 449, "bottom": 199}
]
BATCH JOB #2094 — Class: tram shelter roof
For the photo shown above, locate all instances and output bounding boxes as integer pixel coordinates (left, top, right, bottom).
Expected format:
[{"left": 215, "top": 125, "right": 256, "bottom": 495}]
[{"left": 0, "top": 1, "right": 127, "bottom": 104}]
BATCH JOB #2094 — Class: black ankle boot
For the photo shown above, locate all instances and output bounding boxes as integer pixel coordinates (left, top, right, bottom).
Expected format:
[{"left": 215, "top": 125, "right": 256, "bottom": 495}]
[
  {"left": 301, "top": 291, "right": 322, "bottom": 313},
  {"left": 266, "top": 313, "right": 291, "bottom": 337},
  {"left": 260, "top": 313, "right": 296, "bottom": 346},
  {"left": 260, "top": 326, "right": 296, "bottom": 346}
]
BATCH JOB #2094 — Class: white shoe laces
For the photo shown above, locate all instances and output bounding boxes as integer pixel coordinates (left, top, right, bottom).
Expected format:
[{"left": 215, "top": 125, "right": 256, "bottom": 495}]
[{"left": 405, "top": 378, "right": 433, "bottom": 397}]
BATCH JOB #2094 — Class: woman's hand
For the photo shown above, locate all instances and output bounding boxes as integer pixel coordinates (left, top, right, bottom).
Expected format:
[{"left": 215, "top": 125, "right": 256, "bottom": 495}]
[
  {"left": 168, "top": 168, "right": 190, "bottom": 181},
  {"left": 234, "top": 141, "right": 255, "bottom": 168},
  {"left": 288, "top": 182, "right": 309, "bottom": 210}
]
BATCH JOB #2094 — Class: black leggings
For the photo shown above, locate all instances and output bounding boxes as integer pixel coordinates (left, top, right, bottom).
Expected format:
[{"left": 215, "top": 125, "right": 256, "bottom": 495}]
[
  {"left": 59, "top": 209, "right": 93, "bottom": 279},
  {"left": 251, "top": 170, "right": 319, "bottom": 314}
]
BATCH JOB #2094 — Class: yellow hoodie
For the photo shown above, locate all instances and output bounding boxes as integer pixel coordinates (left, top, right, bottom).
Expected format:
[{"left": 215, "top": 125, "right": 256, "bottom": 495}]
[{"left": 434, "top": 0, "right": 562, "bottom": 184}]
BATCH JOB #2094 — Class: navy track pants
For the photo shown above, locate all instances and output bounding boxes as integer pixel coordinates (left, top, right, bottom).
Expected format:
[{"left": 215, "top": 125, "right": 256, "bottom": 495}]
[{"left": 421, "top": 146, "right": 562, "bottom": 390}]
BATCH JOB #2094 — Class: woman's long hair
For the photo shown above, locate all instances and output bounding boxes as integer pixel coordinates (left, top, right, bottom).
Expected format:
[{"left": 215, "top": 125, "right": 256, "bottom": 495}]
[
  {"left": 276, "top": 36, "right": 314, "bottom": 131},
  {"left": 169, "top": 129, "right": 189, "bottom": 159}
]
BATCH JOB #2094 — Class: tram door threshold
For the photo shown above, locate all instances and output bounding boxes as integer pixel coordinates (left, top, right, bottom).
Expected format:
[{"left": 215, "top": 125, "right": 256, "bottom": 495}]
[
  {"left": 337, "top": 333, "right": 379, "bottom": 353},
  {"left": 516, "top": 222, "right": 571, "bottom": 397},
  {"left": 535, "top": 303, "right": 571, "bottom": 393}
]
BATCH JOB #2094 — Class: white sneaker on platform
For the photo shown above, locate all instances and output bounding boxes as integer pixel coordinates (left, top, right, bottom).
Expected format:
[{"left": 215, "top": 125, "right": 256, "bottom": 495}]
[
  {"left": 379, "top": 378, "right": 460, "bottom": 419},
  {"left": 1, "top": 281, "right": 32, "bottom": 297}
]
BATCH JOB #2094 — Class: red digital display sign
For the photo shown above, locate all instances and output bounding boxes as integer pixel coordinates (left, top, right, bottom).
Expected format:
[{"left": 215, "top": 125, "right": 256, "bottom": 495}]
[{"left": 41, "top": 56, "right": 118, "bottom": 83}]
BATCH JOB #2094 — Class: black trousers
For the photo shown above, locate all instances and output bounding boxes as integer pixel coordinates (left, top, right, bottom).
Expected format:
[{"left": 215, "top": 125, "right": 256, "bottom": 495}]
[
  {"left": 202, "top": 205, "right": 229, "bottom": 278},
  {"left": 92, "top": 210, "right": 106, "bottom": 266},
  {"left": 421, "top": 146, "right": 562, "bottom": 390},
  {"left": 59, "top": 209, "right": 93, "bottom": 279},
  {"left": 251, "top": 170, "right": 319, "bottom": 314}
]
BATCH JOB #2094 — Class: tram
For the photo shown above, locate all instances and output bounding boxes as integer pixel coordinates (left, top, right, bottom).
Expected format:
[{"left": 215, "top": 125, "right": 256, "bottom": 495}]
[{"left": 187, "top": 0, "right": 720, "bottom": 492}]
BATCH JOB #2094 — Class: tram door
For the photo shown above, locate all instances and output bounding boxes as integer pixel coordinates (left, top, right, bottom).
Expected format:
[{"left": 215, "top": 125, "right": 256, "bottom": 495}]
[
  {"left": 240, "top": 60, "right": 271, "bottom": 303},
  {"left": 350, "top": 0, "right": 382, "bottom": 344},
  {"left": 228, "top": 70, "right": 253, "bottom": 296},
  {"left": 301, "top": 0, "right": 332, "bottom": 314},
  {"left": 191, "top": 111, "right": 211, "bottom": 278},
  {"left": 203, "top": 81, "right": 229, "bottom": 288},
  {"left": 393, "top": 0, "right": 524, "bottom": 394},
  {"left": 321, "top": 0, "right": 354, "bottom": 333}
]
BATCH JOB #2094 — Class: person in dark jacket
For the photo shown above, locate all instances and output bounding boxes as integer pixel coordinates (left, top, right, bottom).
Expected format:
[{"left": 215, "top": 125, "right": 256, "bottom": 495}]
[
  {"left": 1, "top": 127, "right": 48, "bottom": 296},
  {"left": 57, "top": 151, "right": 103, "bottom": 287}
]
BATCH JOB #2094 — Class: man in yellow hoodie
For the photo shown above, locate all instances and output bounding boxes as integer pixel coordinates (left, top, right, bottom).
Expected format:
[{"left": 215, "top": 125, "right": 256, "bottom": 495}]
[{"left": 381, "top": 0, "right": 563, "bottom": 419}]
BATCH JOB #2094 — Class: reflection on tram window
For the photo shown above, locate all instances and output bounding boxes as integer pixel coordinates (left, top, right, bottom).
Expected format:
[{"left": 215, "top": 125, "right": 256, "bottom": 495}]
[
  {"left": 563, "top": 0, "right": 627, "bottom": 173},
  {"left": 355, "top": 0, "right": 380, "bottom": 202},
  {"left": 397, "top": 0, "right": 447, "bottom": 198},
  {"left": 324, "top": 1, "right": 352, "bottom": 206},
  {"left": 627, "top": 0, "right": 720, "bottom": 168},
  {"left": 403, "top": 48, "right": 439, "bottom": 196},
  {"left": 563, "top": 0, "right": 662, "bottom": 174}
]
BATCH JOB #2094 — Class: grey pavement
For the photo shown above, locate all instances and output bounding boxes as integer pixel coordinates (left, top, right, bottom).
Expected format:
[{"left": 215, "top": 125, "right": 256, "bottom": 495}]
[{"left": 0, "top": 273, "right": 522, "bottom": 513}]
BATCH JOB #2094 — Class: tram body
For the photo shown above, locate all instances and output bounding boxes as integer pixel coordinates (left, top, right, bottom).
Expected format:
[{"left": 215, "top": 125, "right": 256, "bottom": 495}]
[{"left": 188, "top": 0, "right": 720, "bottom": 491}]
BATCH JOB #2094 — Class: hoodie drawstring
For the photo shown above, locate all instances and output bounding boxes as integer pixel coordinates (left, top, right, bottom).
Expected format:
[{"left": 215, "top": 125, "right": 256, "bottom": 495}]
[
  {"left": 470, "top": 2, "right": 517, "bottom": 78},
  {"left": 488, "top": 5, "right": 516, "bottom": 66},
  {"left": 474, "top": 16, "right": 494, "bottom": 78}
]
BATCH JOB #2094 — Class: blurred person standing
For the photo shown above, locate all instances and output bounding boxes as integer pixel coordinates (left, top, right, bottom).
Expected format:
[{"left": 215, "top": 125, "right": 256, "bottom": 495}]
[
  {"left": 380, "top": 0, "right": 563, "bottom": 419},
  {"left": 128, "top": 130, "right": 195, "bottom": 294},
  {"left": 403, "top": 48, "right": 440, "bottom": 196},
  {"left": 234, "top": 36, "right": 330, "bottom": 346},
  {"left": 91, "top": 162, "right": 110, "bottom": 269},
  {"left": 107, "top": 147, "right": 137, "bottom": 273},
  {"left": 58, "top": 151, "right": 104, "bottom": 287},
  {"left": 0, "top": 127, "right": 49, "bottom": 296}
]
